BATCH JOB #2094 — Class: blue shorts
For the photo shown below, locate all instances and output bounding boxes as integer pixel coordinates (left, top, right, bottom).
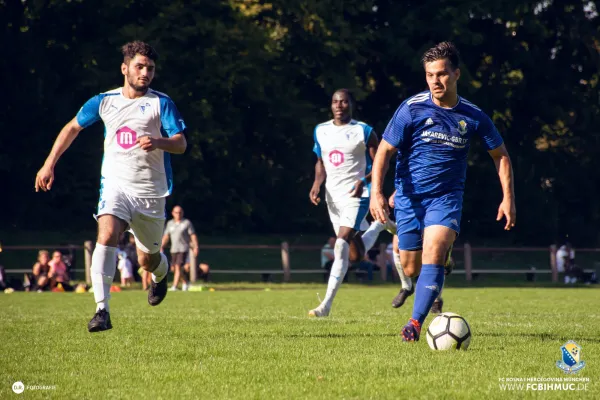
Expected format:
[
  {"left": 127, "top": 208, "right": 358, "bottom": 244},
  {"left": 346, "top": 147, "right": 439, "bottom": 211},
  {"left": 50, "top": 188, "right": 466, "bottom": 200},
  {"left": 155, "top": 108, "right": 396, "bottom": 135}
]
[{"left": 394, "top": 191, "right": 463, "bottom": 251}]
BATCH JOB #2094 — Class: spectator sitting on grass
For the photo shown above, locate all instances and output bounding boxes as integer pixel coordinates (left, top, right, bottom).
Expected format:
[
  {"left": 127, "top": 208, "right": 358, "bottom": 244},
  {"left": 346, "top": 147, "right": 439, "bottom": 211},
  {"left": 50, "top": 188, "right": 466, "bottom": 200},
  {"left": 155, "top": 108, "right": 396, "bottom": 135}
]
[
  {"left": 30, "top": 250, "right": 51, "bottom": 292},
  {"left": 49, "top": 250, "right": 72, "bottom": 291}
]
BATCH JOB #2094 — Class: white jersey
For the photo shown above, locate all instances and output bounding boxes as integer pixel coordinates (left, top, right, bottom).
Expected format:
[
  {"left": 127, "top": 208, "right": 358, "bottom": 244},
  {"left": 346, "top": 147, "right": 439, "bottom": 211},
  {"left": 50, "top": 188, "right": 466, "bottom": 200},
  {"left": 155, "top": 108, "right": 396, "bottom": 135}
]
[
  {"left": 76, "top": 87, "right": 186, "bottom": 198},
  {"left": 313, "top": 119, "right": 374, "bottom": 203}
]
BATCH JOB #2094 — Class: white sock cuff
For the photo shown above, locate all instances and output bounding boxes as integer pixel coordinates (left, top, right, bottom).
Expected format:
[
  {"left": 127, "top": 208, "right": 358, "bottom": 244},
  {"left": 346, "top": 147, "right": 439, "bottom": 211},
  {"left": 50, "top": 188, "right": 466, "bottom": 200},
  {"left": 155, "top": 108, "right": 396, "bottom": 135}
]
[{"left": 152, "top": 252, "right": 169, "bottom": 283}]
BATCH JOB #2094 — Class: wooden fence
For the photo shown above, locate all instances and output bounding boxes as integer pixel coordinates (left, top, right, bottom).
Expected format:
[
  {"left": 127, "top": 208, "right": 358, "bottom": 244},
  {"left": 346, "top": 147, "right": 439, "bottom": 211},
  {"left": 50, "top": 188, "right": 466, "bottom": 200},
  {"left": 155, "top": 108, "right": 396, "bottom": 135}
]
[{"left": 2, "top": 242, "right": 598, "bottom": 284}]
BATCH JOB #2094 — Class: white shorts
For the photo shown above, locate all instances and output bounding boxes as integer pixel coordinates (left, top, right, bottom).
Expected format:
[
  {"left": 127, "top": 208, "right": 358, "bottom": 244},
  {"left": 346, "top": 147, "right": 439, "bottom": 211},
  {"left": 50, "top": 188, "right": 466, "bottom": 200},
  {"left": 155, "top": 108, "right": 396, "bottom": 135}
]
[
  {"left": 96, "top": 183, "right": 166, "bottom": 254},
  {"left": 327, "top": 197, "right": 369, "bottom": 235}
]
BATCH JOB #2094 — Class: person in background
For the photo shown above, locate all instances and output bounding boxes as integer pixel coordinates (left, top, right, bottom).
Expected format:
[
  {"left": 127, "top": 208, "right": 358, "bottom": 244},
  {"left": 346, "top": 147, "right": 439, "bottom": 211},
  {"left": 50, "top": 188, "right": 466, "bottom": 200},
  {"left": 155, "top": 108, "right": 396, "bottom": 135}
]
[
  {"left": 31, "top": 250, "right": 51, "bottom": 292},
  {"left": 557, "top": 242, "right": 583, "bottom": 284},
  {"left": 117, "top": 250, "right": 134, "bottom": 287},
  {"left": 49, "top": 250, "right": 72, "bottom": 291},
  {"left": 162, "top": 205, "right": 199, "bottom": 291}
]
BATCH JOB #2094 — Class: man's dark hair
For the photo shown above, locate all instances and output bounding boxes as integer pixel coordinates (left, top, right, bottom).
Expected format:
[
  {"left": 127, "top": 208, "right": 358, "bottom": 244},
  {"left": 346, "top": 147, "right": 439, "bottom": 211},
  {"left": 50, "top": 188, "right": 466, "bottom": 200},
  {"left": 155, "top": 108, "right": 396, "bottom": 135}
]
[
  {"left": 121, "top": 41, "right": 158, "bottom": 64},
  {"left": 333, "top": 88, "right": 355, "bottom": 107},
  {"left": 421, "top": 41, "right": 460, "bottom": 70}
]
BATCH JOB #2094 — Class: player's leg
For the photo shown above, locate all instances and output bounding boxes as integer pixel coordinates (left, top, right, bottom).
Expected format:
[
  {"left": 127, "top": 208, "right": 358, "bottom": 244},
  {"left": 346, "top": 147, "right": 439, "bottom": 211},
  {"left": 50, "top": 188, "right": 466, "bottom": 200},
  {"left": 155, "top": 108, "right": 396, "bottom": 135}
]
[
  {"left": 130, "top": 197, "right": 169, "bottom": 306},
  {"left": 88, "top": 214, "right": 128, "bottom": 332},
  {"left": 402, "top": 192, "right": 461, "bottom": 341},
  {"left": 391, "top": 234, "right": 416, "bottom": 308},
  {"left": 409, "top": 225, "right": 455, "bottom": 322},
  {"left": 391, "top": 194, "right": 424, "bottom": 311},
  {"left": 431, "top": 247, "right": 454, "bottom": 313},
  {"left": 361, "top": 203, "right": 396, "bottom": 252},
  {"left": 309, "top": 201, "right": 356, "bottom": 317},
  {"left": 309, "top": 226, "right": 356, "bottom": 317}
]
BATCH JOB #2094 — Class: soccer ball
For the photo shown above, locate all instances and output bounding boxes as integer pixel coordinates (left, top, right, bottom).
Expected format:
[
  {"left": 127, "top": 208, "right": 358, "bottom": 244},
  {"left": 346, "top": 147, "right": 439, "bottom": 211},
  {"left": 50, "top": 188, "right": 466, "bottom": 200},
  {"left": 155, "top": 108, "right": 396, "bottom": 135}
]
[{"left": 426, "top": 312, "right": 471, "bottom": 350}]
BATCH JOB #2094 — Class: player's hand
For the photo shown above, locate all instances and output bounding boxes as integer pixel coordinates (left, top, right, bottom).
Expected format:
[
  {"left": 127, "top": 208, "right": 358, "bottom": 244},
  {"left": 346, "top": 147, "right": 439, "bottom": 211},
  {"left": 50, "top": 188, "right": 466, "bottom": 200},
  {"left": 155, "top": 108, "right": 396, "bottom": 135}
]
[
  {"left": 497, "top": 199, "right": 516, "bottom": 230},
  {"left": 136, "top": 135, "right": 157, "bottom": 152},
  {"left": 35, "top": 164, "right": 55, "bottom": 192},
  {"left": 388, "top": 193, "right": 395, "bottom": 208},
  {"left": 370, "top": 192, "right": 390, "bottom": 224},
  {"left": 348, "top": 179, "right": 364, "bottom": 198},
  {"left": 309, "top": 185, "right": 321, "bottom": 205},
  {"left": 193, "top": 248, "right": 199, "bottom": 258}
]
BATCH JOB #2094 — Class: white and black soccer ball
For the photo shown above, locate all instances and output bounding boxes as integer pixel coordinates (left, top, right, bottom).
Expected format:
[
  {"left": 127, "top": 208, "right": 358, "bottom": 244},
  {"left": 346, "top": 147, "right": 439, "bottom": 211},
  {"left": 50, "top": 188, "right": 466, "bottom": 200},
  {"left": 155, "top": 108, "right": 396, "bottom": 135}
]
[{"left": 426, "top": 312, "right": 471, "bottom": 351}]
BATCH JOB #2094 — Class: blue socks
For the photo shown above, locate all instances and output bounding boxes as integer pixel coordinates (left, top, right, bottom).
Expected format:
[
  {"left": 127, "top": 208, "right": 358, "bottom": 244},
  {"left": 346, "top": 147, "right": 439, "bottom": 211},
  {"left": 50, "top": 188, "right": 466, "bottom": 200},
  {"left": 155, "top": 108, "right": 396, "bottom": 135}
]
[{"left": 412, "top": 264, "right": 445, "bottom": 325}]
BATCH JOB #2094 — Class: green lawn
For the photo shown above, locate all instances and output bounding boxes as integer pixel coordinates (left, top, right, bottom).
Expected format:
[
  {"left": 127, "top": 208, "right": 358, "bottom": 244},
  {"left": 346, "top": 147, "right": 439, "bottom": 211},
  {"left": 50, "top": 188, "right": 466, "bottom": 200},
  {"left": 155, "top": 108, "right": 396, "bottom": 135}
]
[{"left": 1, "top": 285, "right": 598, "bottom": 399}]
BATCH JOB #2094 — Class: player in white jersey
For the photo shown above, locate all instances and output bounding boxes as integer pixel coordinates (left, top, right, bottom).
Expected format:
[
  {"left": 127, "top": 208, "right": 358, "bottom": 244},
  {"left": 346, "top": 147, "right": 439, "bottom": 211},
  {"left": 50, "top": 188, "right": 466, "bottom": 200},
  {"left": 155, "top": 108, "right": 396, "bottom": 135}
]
[
  {"left": 308, "top": 89, "right": 395, "bottom": 317},
  {"left": 35, "top": 41, "right": 187, "bottom": 332}
]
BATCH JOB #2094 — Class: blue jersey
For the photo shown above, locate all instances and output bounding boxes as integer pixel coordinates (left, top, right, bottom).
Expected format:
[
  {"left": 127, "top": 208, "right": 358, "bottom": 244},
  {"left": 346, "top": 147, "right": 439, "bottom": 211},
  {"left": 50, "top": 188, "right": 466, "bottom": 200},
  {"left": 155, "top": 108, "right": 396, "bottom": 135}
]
[{"left": 382, "top": 91, "right": 503, "bottom": 196}]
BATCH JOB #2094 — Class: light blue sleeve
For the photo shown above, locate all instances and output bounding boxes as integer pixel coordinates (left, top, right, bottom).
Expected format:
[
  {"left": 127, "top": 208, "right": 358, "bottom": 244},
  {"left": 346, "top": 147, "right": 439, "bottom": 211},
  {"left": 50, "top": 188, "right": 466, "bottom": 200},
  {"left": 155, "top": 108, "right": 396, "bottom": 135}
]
[
  {"left": 362, "top": 124, "right": 374, "bottom": 143},
  {"left": 159, "top": 97, "right": 186, "bottom": 137},
  {"left": 382, "top": 103, "right": 413, "bottom": 148},
  {"left": 478, "top": 113, "right": 504, "bottom": 150},
  {"left": 76, "top": 95, "right": 102, "bottom": 128},
  {"left": 312, "top": 126, "right": 321, "bottom": 157}
]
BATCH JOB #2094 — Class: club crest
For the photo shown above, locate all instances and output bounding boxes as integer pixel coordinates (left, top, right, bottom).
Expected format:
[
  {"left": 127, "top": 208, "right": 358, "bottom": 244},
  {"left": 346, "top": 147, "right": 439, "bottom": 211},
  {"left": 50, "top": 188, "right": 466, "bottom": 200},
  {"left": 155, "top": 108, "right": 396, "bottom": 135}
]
[
  {"left": 140, "top": 102, "right": 151, "bottom": 114},
  {"left": 457, "top": 120, "right": 468, "bottom": 135},
  {"left": 556, "top": 341, "right": 586, "bottom": 374}
]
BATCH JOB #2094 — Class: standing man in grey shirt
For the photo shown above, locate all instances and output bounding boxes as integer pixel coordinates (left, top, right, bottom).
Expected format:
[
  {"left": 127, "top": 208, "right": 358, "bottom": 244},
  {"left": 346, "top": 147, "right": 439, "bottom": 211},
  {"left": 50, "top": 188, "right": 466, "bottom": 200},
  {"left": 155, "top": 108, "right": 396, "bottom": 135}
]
[{"left": 162, "top": 205, "right": 199, "bottom": 291}]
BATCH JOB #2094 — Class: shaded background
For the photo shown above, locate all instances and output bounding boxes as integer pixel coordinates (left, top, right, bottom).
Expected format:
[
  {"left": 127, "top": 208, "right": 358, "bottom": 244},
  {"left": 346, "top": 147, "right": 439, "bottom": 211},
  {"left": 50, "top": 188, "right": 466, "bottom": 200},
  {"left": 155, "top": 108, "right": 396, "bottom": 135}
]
[{"left": 2, "top": 0, "right": 599, "bottom": 247}]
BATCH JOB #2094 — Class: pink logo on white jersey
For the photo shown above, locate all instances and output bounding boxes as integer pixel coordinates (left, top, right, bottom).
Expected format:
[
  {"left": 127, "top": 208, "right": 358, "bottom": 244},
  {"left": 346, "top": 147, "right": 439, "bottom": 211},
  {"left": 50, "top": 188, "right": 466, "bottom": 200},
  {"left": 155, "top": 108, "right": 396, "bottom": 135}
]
[
  {"left": 329, "top": 150, "right": 345, "bottom": 166},
  {"left": 116, "top": 126, "right": 137, "bottom": 149}
]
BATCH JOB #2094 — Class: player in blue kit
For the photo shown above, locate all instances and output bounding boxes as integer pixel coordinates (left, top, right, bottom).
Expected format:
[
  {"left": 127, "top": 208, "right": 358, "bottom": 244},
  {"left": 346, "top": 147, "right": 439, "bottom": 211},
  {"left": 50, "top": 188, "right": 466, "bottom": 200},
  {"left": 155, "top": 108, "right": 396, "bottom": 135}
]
[{"left": 370, "top": 42, "right": 516, "bottom": 341}]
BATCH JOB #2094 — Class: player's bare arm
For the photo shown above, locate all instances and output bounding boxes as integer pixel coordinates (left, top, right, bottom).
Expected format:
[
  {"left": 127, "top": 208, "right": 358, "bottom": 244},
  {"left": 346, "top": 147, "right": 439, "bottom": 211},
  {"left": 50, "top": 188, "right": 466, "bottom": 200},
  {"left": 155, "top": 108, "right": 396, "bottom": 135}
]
[
  {"left": 488, "top": 143, "right": 516, "bottom": 230},
  {"left": 370, "top": 139, "right": 396, "bottom": 224},
  {"left": 35, "top": 117, "right": 84, "bottom": 192},
  {"left": 136, "top": 132, "right": 186, "bottom": 154},
  {"left": 349, "top": 131, "right": 379, "bottom": 197},
  {"left": 310, "top": 157, "right": 326, "bottom": 205},
  {"left": 191, "top": 233, "right": 199, "bottom": 257}
]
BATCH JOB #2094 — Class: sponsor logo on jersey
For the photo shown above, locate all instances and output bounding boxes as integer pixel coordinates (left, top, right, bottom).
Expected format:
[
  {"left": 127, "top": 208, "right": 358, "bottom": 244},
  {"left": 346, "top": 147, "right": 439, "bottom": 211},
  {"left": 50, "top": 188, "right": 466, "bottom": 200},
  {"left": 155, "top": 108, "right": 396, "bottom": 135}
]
[
  {"left": 328, "top": 150, "right": 345, "bottom": 167},
  {"left": 116, "top": 126, "right": 137, "bottom": 150}
]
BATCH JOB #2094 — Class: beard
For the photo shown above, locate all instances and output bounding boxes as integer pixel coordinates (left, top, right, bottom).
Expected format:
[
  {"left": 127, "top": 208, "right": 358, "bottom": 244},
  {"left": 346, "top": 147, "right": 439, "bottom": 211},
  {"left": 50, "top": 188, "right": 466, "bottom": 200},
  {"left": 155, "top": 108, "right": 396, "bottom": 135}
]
[{"left": 127, "top": 73, "right": 150, "bottom": 92}]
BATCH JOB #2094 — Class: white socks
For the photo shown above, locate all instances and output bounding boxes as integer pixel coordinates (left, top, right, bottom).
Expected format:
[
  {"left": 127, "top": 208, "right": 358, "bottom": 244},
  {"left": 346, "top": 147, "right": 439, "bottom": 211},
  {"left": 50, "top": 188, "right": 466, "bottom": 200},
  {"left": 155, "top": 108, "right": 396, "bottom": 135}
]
[
  {"left": 393, "top": 251, "right": 412, "bottom": 290},
  {"left": 361, "top": 221, "right": 385, "bottom": 251},
  {"left": 322, "top": 238, "right": 349, "bottom": 309},
  {"left": 91, "top": 243, "right": 118, "bottom": 312},
  {"left": 152, "top": 253, "right": 168, "bottom": 283}
]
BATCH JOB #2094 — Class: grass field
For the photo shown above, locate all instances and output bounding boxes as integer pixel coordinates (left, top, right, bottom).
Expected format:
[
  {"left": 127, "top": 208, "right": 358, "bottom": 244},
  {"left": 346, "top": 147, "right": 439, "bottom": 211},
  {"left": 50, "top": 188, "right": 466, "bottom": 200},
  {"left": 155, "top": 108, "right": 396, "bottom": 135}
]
[{"left": 1, "top": 284, "right": 598, "bottom": 399}]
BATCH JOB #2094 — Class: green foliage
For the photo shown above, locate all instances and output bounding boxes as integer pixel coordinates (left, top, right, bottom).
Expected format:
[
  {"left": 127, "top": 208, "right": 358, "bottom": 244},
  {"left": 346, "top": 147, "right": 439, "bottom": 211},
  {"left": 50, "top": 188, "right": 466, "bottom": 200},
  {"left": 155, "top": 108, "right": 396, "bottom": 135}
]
[{"left": 2, "top": 0, "right": 599, "bottom": 244}]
